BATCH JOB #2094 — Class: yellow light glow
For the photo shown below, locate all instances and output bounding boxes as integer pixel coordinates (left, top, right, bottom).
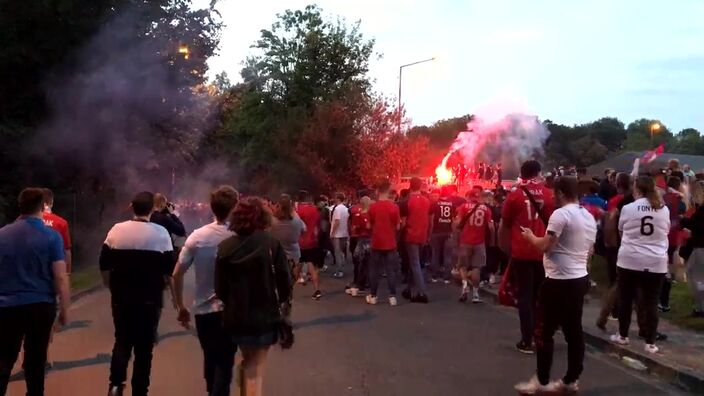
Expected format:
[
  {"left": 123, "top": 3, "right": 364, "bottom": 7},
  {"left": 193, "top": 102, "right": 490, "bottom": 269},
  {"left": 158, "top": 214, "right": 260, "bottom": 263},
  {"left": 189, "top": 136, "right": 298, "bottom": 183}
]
[
  {"left": 435, "top": 152, "right": 454, "bottom": 186},
  {"left": 178, "top": 45, "right": 190, "bottom": 59}
]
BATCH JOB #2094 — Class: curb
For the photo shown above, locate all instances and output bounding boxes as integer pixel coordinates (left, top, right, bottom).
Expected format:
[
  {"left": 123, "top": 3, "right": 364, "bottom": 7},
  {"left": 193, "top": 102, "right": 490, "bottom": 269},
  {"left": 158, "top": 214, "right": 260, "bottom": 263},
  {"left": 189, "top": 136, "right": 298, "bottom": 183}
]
[
  {"left": 70, "top": 284, "right": 104, "bottom": 303},
  {"left": 478, "top": 287, "right": 704, "bottom": 394}
]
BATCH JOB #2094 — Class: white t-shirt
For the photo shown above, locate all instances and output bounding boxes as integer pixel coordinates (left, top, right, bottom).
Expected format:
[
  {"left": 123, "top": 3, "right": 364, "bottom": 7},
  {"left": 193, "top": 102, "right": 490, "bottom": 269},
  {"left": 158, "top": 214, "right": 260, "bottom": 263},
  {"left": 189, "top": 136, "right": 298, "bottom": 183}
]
[
  {"left": 617, "top": 197, "right": 670, "bottom": 274},
  {"left": 330, "top": 204, "right": 350, "bottom": 238},
  {"left": 176, "top": 222, "right": 235, "bottom": 315},
  {"left": 544, "top": 203, "right": 597, "bottom": 280}
]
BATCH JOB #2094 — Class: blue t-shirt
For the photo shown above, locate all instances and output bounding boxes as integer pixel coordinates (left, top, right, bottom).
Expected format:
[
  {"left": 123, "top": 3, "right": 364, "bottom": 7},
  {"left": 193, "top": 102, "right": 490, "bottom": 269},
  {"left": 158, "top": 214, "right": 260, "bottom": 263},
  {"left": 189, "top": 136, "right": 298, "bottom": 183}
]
[{"left": 0, "top": 217, "right": 65, "bottom": 307}]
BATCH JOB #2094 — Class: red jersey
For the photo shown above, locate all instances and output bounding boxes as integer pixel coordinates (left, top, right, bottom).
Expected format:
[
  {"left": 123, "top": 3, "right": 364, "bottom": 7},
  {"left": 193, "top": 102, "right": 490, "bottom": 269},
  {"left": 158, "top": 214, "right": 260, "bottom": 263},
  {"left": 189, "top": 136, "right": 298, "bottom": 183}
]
[
  {"left": 457, "top": 203, "right": 492, "bottom": 245},
  {"left": 607, "top": 194, "right": 624, "bottom": 212},
  {"left": 664, "top": 191, "right": 684, "bottom": 246},
  {"left": 43, "top": 212, "right": 71, "bottom": 250},
  {"left": 297, "top": 203, "right": 320, "bottom": 249},
  {"left": 502, "top": 181, "right": 555, "bottom": 261},
  {"left": 349, "top": 205, "right": 371, "bottom": 238},
  {"left": 402, "top": 193, "right": 431, "bottom": 244},
  {"left": 369, "top": 200, "right": 400, "bottom": 250}
]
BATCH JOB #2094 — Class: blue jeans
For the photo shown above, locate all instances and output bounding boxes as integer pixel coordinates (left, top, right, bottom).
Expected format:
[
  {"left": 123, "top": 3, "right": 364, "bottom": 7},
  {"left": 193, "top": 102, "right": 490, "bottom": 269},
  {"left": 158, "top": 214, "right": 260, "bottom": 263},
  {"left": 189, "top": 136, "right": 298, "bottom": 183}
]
[
  {"left": 430, "top": 234, "right": 454, "bottom": 280},
  {"left": 332, "top": 237, "right": 349, "bottom": 273},
  {"left": 370, "top": 250, "right": 399, "bottom": 297},
  {"left": 406, "top": 243, "right": 428, "bottom": 295}
]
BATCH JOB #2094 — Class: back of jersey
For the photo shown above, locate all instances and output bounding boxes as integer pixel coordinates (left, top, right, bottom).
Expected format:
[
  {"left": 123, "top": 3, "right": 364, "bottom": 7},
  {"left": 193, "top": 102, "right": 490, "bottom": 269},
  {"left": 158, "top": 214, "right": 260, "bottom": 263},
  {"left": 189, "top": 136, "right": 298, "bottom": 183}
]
[{"left": 617, "top": 197, "right": 670, "bottom": 273}]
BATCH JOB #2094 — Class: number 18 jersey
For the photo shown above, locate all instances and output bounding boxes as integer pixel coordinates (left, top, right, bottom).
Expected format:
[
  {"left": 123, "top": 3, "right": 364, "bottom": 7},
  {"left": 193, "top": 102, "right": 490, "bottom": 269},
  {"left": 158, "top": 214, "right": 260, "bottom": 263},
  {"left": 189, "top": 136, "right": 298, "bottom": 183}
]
[{"left": 617, "top": 197, "right": 670, "bottom": 273}]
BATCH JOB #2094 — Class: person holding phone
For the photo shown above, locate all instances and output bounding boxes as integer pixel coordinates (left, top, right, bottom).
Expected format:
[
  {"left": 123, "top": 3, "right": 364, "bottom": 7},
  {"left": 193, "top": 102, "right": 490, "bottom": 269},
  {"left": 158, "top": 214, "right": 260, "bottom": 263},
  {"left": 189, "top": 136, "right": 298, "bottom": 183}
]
[{"left": 514, "top": 177, "right": 596, "bottom": 394}]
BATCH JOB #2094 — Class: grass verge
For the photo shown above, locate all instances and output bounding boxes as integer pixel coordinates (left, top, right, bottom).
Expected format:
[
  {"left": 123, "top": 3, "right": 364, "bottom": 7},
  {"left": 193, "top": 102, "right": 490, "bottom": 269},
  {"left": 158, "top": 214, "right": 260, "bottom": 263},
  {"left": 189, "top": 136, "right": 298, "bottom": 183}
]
[{"left": 70, "top": 265, "right": 102, "bottom": 292}]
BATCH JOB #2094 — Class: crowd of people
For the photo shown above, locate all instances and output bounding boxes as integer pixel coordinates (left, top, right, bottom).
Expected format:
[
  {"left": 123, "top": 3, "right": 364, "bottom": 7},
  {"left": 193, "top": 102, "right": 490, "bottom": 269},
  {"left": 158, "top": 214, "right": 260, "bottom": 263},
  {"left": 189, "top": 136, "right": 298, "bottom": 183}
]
[
  {"left": 1, "top": 155, "right": 703, "bottom": 395},
  {"left": 429, "top": 162, "right": 503, "bottom": 188}
]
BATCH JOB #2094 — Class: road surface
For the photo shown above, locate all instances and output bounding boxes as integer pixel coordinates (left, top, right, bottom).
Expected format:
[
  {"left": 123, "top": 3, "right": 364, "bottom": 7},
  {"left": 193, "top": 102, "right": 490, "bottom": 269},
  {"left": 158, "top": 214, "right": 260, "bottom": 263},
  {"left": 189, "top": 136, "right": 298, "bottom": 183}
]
[{"left": 8, "top": 270, "right": 687, "bottom": 395}]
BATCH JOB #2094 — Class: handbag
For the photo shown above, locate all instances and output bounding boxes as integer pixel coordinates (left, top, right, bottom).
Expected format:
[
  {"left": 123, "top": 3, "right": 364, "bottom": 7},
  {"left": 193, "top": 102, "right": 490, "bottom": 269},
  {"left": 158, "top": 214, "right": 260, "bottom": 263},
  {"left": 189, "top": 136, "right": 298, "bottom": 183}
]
[
  {"left": 498, "top": 260, "right": 518, "bottom": 308},
  {"left": 268, "top": 241, "right": 295, "bottom": 350}
]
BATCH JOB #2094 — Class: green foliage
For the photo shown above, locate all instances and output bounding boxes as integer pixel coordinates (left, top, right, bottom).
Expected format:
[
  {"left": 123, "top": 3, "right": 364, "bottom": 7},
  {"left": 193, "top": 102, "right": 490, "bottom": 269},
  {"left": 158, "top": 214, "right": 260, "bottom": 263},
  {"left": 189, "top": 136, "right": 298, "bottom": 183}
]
[
  {"left": 670, "top": 128, "right": 704, "bottom": 155},
  {"left": 408, "top": 115, "right": 473, "bottom": 148},
  {"left": 0, "top": 0, "right": 222, "bottom": 225},
  {"left": 212, "top": 4, "right": 422, "bottom": 194},
  {"left": 624, "top": 118, "right": 673, "bottom": 151}
]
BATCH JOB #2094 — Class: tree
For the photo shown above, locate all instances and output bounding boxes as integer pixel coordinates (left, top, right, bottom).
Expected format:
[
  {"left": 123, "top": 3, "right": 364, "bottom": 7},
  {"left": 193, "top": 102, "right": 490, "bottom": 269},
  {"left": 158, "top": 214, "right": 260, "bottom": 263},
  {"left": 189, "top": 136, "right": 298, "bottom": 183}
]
[
  {"left": 242, "top": 4, "right": 375, "bottom": 111},
  {"left": 671, "top": 128, "right": 704, "bottom": 155},
  {"left": 625, "top": 119, "right": 673, "bottom": 151},
  {"left": 215, "top": 5, "right": 383, "bottom": 193},
  {"left": 355, "top": 101, "right": 428, "bottom": 186},
  {"left": 408, "top": 115, "right": 473, "bottom": 148},
  {"left": 0, "top": 0, "right": 222, "bottom": 223},
  {"left": 583, "top": 117, "right": 626, "bottom": 152}
]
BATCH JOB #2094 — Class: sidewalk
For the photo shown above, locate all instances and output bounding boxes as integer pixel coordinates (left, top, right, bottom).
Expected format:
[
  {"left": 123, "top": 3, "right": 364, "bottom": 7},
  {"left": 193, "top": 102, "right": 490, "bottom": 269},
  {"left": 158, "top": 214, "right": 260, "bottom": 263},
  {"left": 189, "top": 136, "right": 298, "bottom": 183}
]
[{"left": 479, "top": 285, "right": 704, "bottom": 394}]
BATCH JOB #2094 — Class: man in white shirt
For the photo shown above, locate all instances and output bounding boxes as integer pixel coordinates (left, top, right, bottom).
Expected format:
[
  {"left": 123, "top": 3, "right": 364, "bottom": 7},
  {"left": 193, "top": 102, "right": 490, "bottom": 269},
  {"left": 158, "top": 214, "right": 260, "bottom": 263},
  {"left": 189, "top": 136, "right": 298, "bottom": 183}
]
[
  {"left": 515, "top": 177, "right": 596, "bottom": 395},
  {"left": 172, "top": 186, "right": 239, "bottom": 396},
  {"left": 329, "top": 193, "right": 350, "bottom": 278}
]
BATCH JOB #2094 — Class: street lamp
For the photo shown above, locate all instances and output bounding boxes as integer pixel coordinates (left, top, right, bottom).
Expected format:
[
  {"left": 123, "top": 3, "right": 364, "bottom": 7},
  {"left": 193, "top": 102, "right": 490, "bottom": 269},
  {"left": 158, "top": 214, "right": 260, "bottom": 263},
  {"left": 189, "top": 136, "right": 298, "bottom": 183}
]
[
  {"left": 398, "top": 57, "right": 435, "bottom": 133},
  {"left": 650, "top": 122, "right": 661, "bottom": 149},
  {"left": 178, "top": 44, "right": 190, "bottom": 60}
]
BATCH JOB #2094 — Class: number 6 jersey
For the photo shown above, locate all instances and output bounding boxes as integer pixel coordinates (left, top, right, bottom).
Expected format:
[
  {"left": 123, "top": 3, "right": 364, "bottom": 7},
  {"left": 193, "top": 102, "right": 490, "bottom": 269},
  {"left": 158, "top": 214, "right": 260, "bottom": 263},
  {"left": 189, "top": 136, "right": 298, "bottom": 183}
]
[{"left": 617, "top": 197, "right": 670, "bottom": 273}]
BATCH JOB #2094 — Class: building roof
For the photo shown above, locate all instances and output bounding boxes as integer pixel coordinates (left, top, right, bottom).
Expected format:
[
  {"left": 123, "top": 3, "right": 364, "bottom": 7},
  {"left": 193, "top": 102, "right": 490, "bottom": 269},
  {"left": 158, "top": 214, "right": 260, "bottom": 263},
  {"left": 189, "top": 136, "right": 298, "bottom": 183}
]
[{"left": 588, "top": 152, "right": 704, "bottom": 176}]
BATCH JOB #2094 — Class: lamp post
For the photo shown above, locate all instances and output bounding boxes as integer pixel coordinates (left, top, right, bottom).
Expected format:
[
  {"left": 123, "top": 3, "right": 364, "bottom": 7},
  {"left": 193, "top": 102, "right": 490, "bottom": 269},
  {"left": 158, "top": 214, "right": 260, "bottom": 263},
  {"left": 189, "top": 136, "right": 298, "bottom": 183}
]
[
  {"left": 650, "top": 122, "right": 661, "bottom": 149},
  {"left": 398, "top": 57, "right": 435, "bottom": 133}
]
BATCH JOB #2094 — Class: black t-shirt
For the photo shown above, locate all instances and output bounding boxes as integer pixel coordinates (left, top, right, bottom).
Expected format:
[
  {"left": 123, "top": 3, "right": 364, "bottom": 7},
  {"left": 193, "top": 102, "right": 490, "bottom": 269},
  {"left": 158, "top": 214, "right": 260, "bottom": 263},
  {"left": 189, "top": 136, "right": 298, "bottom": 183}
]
[{"left": 432, "top": 195, "right": 466, "bottom": 235}]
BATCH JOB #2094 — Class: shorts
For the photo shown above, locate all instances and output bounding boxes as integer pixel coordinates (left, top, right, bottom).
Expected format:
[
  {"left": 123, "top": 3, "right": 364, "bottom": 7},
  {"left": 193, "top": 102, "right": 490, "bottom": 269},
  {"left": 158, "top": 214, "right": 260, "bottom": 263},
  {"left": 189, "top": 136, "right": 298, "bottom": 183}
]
[
  {"left": 232, "top": 330, "right": 277, "bottom": 347},
  {"left": 301, "top": 248, "right": 324, "bottom": 268},
  {"left": 457, "top": 244, "right": 486, "bottom": 269}
]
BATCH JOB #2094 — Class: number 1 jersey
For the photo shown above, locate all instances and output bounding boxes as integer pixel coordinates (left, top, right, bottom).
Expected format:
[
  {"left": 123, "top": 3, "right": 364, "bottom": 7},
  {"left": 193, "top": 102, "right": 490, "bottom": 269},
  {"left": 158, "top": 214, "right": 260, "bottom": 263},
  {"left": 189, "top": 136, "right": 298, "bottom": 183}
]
[
  {"left": 502, "top": 181, "right": 555, "bottom": 261},
  {"left": 617, "top": 197, "right": 670, "bottom": 273}
]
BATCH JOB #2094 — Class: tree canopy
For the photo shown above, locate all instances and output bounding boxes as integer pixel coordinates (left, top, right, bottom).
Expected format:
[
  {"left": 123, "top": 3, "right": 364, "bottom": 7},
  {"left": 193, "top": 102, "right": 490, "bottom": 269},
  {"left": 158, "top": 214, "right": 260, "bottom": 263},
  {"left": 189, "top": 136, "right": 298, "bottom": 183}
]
[{"left": 210, "top": 5, "right": 425, "bottom": 194}]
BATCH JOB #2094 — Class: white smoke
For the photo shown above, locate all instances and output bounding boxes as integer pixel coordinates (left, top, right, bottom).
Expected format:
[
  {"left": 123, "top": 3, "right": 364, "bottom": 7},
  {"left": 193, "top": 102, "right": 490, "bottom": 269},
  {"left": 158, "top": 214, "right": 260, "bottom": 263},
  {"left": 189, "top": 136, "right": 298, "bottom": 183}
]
[{"left": 449, "top": 113, "right": 549, "bottom": 171}]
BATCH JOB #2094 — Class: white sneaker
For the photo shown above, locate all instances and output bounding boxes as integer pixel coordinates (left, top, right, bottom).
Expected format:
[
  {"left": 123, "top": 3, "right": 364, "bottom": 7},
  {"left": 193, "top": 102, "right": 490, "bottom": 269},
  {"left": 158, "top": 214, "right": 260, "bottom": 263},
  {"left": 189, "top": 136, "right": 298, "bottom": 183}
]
[
  {"left": 514, "top": 376, "right": 562, "bottom": 395},
  {"left": 365, "top": 295, "right": 378, "bottom": 305},
  {"left": 645, "top": 344, "right": 659, "bottom": 354},
  {"left": 349, "top": 287, "right": 359, "bottom": 297},
  {"left": 610, "top": 334, "right": 630, "bottom": 345},
  {"left": 557, "top": 379, "right": 579, "bottom": 393},
  {"left": 443, "top": 279, "right": 451, "bottom": 285},
  {"left": 297, "top": 277, "right": 306, "bottom": 285},
  {"left": 472, "top": 293, "right": 482, "bottom": 304},
  {"left": 489, "top": 274, "right": 499, "bottom": 284},
  {"left": 388, "top": 296, "right": 398, "bottom": 306}
]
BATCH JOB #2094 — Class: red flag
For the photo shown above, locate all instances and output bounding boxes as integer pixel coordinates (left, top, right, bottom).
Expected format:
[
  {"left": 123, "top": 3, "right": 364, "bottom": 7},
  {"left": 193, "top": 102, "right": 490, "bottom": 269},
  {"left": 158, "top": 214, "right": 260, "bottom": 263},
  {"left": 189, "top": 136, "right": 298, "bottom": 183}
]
[{"left": 642, "top": 144, "right": 665, "bottom": 164}]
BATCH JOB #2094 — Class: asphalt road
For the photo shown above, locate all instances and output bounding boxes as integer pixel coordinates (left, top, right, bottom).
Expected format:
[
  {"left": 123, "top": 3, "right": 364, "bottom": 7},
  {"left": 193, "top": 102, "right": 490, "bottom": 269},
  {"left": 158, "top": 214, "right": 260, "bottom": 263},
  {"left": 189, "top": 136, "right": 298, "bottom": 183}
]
[{"left": 8, "top": 270, "right": 687, "bottom": 396}]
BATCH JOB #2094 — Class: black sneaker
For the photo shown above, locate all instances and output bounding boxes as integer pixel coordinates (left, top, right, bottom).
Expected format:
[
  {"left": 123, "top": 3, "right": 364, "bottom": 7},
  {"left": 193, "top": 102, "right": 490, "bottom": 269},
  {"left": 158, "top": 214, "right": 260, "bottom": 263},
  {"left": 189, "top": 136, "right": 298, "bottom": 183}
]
[
  {"left": 108, "top": 385, "right": 125, "bottom": 396},
  {"left": 658, "top": 304, "right": 671, "bottom": 313},
  {"left": 638, "top": 331, "right": 668, "bottom": 342},
  {"left": 312, "top": 290, "right": 322, "bottom": 300},
  {"left": 516, "top": 341, "right": 535, "bottom": 354},
  {"left": 411, "top": 294, "right": 429, "bottom": 304},
  {"left": 459, "top": 292, "right": 468, "bottom": 303},
  {"left": 401, "top": 288, "right": 412, "bottom": 300}
]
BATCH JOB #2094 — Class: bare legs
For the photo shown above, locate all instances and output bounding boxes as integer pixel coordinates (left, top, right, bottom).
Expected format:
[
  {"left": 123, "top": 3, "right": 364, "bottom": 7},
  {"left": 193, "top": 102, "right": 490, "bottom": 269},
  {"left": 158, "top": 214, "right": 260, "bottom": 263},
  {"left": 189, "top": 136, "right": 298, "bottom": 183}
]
[{"left": 239, "top": 346, "right": 270, "bottom": 396}]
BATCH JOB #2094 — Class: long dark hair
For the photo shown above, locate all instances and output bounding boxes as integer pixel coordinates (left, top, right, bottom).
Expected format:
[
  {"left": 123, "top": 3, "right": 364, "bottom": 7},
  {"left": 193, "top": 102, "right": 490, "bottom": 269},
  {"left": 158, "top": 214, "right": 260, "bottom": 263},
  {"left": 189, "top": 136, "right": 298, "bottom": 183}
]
[{"left": 635, "top": 176, "right": 664, "bottom": 209}]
